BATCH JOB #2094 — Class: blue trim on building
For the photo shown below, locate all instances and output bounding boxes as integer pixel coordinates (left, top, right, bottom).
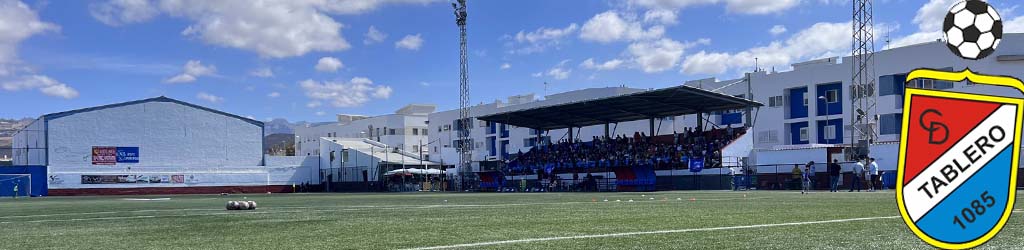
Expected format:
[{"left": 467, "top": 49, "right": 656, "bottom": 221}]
[
  {"left": 789, "top": 121, "right": 809, "bottom": 145},
  {"left": 816, "top": 118, "right": 843, "bottom": 144},
  {"left": 787, "top": 87, "right": 808, "bottom": 119},
  {"left": 815, "top": 82, "right": 843, "bottom": 116}
]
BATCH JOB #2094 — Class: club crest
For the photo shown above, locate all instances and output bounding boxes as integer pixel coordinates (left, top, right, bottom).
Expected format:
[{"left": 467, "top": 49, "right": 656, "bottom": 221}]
[{"left": 897, "top": 68, "right": 1022, "bottom": 249}]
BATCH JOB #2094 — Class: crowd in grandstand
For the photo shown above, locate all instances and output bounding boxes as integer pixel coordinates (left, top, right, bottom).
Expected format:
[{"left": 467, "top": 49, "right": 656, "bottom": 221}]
[{"left": 507, "top": 126, "right": 744, "bottom": 175}]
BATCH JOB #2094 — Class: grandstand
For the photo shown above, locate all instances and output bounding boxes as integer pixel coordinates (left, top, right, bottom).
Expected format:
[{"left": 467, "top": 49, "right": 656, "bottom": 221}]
[{"left": 478, "top": 85, "right": 761, "bottom": 192}]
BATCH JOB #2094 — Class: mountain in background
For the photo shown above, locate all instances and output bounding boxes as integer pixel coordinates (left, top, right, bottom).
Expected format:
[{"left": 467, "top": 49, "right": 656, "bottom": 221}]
[
  {"left": 264, "top": 133, "right": 295, "bottom": 156},
  {"left": 263, "top": 118, "right": 322, "bottom": 135}
]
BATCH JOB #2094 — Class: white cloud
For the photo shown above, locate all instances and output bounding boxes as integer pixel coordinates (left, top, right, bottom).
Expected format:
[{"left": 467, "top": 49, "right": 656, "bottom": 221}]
[
  {"left": 364, "top": 25, "right": 388, "bottom": 44},
  {"left": 165, "top": 1, "right": 353, "bottom": 58},
  {"left": 580, "top": 58, "right": 624, "bottom": 71},
  {"left": 769, "top": 25, "right": 787, "bottom": 35},
  {"left": 300, "top": 77, "right": 393, "bottom": 107},
  {"left": 88, "top": 0, "right": 158, "bottom": 26},
  {"left": 0, "top": 0, "right": 59, "bottom": 74},
  {"left": 315, "top": 111, "right": 326, "bottom": 116},
  {"left": 682, "top": 22, "right": 849, "bottom": 75},
  {"left": 507, "top": 23, "right": 579, "bottom": 54},
  {"left": 544, "top": 60, "right": 572, "bottom": 80},
  {"left": 500, "top": 63, "right": 511, "bottom": 70},
  {"left": 250, "top": 67, "right": 273, "bottom": 78},
  {"left": 516, "top": 23, "right": 579, "bottom": 44},
  {"left": 1, "top": 75, "right": 78, "bottom": 99},
  {"left": 307, "top": 101, "right": 322, "bottom": 108},
  {"left": 628, "top": 38, "right": 706, "bottom": 73},
  {"left": 268, "top": 92, "right": 280, "bottom": 98},
  {"left": 531, "top": 72, "right": 543, "bottom": 77},
  {"left": 315, "top": 57, "right": 344, "bottom": 72},
  {"left": 643, "top": 9, "right": 677, "bottom": 25},
  {"left": 196, "top": 91, "right": 223, "bottom": 103},
  {"left": 165, "top": 60, "right": 216, "bottom": 83},
  {"left": 419, "top": 81, "right": 430, "bottom": 87},
  {"left": 629, "top": 0, "right": 800, "bottom": 15},
  {"left": 1008, "top": 16, "right": 1024, "bottom": 32},
  {"left": 580, "top": 11, "right": 665, "bottom": 43},
  {"left": 888, "top": 0, "right": 954, "bottom": 48},
  {"left": 372, "top": 85, "right": 392, "bottom": 98},
  {"left": 395, "top": 34, "right": 424, "bottom": 50},
  {"left": 89, "top": 0, "right": 440, "bottom": 58}
]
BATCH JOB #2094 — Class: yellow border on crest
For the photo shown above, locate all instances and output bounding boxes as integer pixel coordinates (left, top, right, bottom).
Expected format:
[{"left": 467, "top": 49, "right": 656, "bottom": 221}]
[{"left": 897, "top": 68, "right": 1023, "bottom": 249}]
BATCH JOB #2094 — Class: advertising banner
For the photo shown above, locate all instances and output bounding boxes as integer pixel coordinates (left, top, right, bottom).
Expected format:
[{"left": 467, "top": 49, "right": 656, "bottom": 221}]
[{"left": 91, "top": 147, "right": 116, "bottom": 165}]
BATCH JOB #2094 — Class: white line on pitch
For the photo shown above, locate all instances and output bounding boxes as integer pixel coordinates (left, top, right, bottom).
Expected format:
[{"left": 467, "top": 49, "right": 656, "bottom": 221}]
[
  {"left": 401, "top": 216, "right": 901, "bottom": 250},
  {"left": 0, "top": 210, "right": 307, "bottom": 224},
  {"left": 1, "top": 196, "right": 763, "bottom": 221}
]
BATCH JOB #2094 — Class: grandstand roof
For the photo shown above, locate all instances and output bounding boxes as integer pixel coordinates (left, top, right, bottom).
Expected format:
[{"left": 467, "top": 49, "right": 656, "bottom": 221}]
[{"left": 477, "top": 85, "right": 762, "bottom": 130}]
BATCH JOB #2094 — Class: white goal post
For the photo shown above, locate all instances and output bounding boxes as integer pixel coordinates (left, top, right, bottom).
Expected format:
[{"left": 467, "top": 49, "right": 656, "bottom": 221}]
[{"left": 0, "top": 174, "right": 32, "bottom": 198}]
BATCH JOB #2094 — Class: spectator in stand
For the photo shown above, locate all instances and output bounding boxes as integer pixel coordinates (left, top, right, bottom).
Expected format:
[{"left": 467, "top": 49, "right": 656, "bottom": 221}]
[
  {"left": 828, "top": 159, "right": 841, "bottom": 192},
  {"left": 849, "top": 157, "right": 865, "bottom": 192}
]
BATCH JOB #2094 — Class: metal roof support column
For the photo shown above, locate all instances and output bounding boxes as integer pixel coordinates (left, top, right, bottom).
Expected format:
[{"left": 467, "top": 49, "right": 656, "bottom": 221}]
[
  {"left": 649, "top": 118, "right": 655, "bottom": 136},
  {"left": 696, "top": 112, "right": 704, "bottom": 132}
]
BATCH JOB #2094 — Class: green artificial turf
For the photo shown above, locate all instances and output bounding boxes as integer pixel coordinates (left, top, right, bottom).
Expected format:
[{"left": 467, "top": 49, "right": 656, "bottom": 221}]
[{"left": 0, "top": 190, "right": 1021, "bottom": 249}]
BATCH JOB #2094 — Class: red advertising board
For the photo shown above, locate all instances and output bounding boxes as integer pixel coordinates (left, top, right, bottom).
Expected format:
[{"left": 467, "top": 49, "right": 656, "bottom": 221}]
[{"left": 92, "top": 146, "right": 116, "bottom": 165}]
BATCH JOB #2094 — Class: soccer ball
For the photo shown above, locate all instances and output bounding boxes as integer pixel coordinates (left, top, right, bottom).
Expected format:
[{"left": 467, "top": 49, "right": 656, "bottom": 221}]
[{"left": 943, "top": 0, "right": 1003, "bottom": 60}]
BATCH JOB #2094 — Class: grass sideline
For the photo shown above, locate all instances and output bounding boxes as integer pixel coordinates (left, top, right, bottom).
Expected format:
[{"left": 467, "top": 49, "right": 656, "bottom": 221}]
[{"left": 0, "top": 191, "right": 1021, "bottom": 249}]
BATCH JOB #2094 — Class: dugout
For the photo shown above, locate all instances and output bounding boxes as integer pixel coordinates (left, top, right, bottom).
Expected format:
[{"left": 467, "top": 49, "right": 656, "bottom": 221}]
[{"left": 0, "top": 166, "right": 47, "bottom": 197}]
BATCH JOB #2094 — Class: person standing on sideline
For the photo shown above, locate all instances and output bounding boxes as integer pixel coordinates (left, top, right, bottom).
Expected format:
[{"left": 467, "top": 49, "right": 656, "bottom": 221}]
[
  {"left": 12, "top": 181, "right": 19, "bottom": 198},
  {"left": 807, "top": 161, "right": 816, "bottom": 190},
  {"left": 801, "top": 164, "right": 811, "bottom": 194},
  {"left": 849, "top": 158, "right": 865, "bottom": 192},
  {"left": 828, "top": 159, "right": 841, "bottom": 192},
  {"left": 868, "top": 157, "right": 879, "bottom": 191}
]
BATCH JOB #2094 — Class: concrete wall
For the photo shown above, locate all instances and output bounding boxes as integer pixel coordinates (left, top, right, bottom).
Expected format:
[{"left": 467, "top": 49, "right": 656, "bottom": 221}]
[
  {"left": 46, "top": 101, "right": 263, "bottom": 167},
  {"left": 12, "top": 118, "right": 45, "bottom": 166}
]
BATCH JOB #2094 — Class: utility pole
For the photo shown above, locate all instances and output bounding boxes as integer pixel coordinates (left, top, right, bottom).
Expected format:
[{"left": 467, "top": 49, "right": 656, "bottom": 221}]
[{"left": 453, "top": 0, "right": 470, "bottom": 190}]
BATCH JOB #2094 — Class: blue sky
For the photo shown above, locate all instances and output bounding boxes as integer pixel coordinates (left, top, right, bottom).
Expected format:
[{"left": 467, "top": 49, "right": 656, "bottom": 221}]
[{"left": 0, "top": 0, "right": 1021, "bottom": 122}]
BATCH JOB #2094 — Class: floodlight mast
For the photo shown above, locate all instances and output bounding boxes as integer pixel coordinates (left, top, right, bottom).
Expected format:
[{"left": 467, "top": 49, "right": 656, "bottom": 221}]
[
  {"left": 453, "top": 0, "right": 470, "bottom": 190},
  {"left": 850, "top": 0, "right": 877, "bottom": 159}
]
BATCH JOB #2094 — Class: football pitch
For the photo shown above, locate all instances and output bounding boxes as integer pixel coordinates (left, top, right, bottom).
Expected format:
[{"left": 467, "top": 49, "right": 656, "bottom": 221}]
[{"left": 1, "top": 190, "right": 1022, "bottom": 249}]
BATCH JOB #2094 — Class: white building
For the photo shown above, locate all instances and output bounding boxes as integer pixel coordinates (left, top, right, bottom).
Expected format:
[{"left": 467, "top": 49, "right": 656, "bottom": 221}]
[
  {"left": 428, "top": 34, "right": 1024, "bottom": 174},
  {"left": 294, "top": 104, "right": 434, "bottom": 158},
  {"left": 316, "top": 138, "right": 440, "bottom": 191},
  {"left": 700, "top": 34, "right": 1024, "bottom": 171},
  {"left": 11, "top": 96, "right": 312, "bottom": 195}
]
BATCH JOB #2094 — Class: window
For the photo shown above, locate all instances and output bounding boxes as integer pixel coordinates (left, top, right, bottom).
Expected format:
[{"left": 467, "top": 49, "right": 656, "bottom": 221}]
[
  {"left": 880, "top": 113, "right": 903, "bottom": 135},
  {"left": 909, "top": 79, "right": 953, "bottom": 90},
  {"left": 412, "top": 128, "right": 419, "bottom": 135},
  {"left": 413, "top": 145, "right": 419, "bottom": 152},
  {"left": 799, "top": 127, "right": 809, "bottom": 142},
  {"left": 824, "top": 125, "right": 836, "bottom": 140},
  {"left": 825, "top": 90, "right": 838, "bottom": 103},
  {"left": 757, "top": 130, "right": 779, "bottom": 144},
  {"left": 389, "top": 129, "right": 396, "bottom": 135},
  {"left": 768, "top": 96, "right": 784, "bottom": 107},
  {"left": 422, "top": 129, "right": 428, "bottom": 136}
]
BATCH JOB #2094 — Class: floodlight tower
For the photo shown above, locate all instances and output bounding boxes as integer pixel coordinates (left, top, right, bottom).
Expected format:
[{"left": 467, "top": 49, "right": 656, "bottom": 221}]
[
  {"left": 850, "top": 0, "right": 877, "bottom": 158},
  {"left": 453, "top": 0, "right": 471, "bottom": 181}
]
